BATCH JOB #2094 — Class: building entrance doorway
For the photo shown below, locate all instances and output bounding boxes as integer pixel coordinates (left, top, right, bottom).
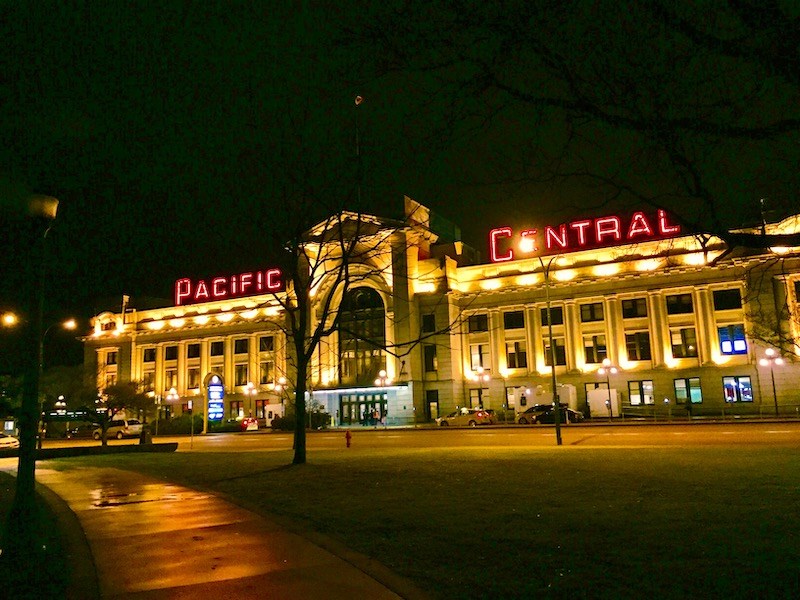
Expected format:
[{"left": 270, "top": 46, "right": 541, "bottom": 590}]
[{"left": 339, "top": 392, "right": 388, "bottom": 426}]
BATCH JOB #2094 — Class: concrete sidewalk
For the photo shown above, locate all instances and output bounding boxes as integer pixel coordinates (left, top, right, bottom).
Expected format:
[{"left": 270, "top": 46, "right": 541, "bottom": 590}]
[{"left": 35, "top": 464, "right": 409, "bottom": 599}]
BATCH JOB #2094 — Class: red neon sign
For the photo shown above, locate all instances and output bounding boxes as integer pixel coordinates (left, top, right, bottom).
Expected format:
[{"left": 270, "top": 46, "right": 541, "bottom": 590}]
[
  {"left": 489, "top": 210, "right": 681, "bottom": 263},
  {"left": 175, "top": 268, "right": 284, "bottom": 306}
]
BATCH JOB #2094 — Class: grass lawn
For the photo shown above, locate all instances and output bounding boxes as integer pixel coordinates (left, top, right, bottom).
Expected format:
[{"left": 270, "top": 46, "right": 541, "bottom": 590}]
[{"left": 54, "top": 445, "right": 800, "bottom": 599}]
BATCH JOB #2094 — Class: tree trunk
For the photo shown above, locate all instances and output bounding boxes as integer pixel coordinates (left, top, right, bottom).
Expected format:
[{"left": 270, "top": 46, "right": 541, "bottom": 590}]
[{"left": 292, "top": 362, "right": 308, "bottom": 464}]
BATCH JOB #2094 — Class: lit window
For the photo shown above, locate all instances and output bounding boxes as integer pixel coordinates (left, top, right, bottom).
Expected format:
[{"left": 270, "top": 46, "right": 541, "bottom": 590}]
[
  {"left": 628, "top": 380, "right": 654, "bottom": 405},
  {"left": 670, "top": 327, "right": 698, "bottom": 358},
  {"left": 105, "top": 351, "right": 118, "bottom": 365},
  {"left": 722, "top": 376, "right": 753, "bottom": 403},
  {"left": 470, "top": 344, "right": 489, "bottom": 370},
  {"left": 235, "top": 364, "right": 248, "bottom": 386},
  {"left": 718, "top": 324, "right": 747, "bottom": 355},
  {"left": 544, "top": 337, "right": 566, "bottom": 366},
  {"left": 674, "top": 378, "right": 702, "bottom": 404}
]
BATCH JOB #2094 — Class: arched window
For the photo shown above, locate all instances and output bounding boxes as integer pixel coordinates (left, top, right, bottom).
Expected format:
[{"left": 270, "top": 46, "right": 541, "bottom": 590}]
[{"left": 338, "top": 287, "right": 386, "bottom": 386}]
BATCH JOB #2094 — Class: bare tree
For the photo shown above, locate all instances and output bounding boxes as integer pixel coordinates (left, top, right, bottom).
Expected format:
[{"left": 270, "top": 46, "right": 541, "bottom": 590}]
[{"left": 350, "top": 1, "right": 800, "bottom": 248}]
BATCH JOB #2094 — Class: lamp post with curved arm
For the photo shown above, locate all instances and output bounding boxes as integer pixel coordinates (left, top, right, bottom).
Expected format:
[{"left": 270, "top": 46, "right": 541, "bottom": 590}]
[{"left": 759, "top": 348, "right": 785, "bottom": 416}]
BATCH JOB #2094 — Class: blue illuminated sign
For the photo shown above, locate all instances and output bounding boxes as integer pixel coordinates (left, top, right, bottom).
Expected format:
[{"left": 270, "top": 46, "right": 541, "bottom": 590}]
[{"left": 207, "top": 375, "right": 225, "bottom": 421}]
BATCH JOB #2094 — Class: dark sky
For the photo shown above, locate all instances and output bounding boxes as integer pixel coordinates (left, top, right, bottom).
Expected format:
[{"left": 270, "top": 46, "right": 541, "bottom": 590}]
[{"left": 2, "top": 2, "right": 798, "bottom": 371}]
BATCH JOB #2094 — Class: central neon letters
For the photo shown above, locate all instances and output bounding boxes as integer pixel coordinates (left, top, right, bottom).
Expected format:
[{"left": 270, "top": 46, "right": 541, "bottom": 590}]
[
  {"left": 174, "top": 268, "right": 285, "bottom": 306},
  {"left": 488, "top": 210, "right": 681, "bottom": 263}
]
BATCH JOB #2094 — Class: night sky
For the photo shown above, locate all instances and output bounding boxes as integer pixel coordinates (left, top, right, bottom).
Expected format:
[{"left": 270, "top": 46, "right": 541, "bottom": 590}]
[{"left": 2, "top": 2, "right": 798, "bottom": 371}]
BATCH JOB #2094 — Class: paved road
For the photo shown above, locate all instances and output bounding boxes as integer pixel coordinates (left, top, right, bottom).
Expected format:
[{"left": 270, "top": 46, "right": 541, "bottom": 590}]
[{"left": 42, "top": 421, "right": 800, "bottom": 452}]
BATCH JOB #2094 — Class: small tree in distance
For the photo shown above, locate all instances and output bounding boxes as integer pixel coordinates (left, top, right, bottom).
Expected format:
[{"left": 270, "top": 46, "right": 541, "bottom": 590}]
[{"left": 96, "top": 382, "right": 151, "bottom": 446}]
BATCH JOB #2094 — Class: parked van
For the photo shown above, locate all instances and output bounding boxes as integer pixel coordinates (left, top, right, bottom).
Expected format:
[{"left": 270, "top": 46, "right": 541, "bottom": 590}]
[{"left": 93, "top": 419, "right": 143, "bottom": 440}]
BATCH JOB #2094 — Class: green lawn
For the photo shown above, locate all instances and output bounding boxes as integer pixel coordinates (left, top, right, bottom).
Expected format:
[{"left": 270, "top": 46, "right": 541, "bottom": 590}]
[{"left": 56, "top": 445, "right": 800, "bottom": 599}]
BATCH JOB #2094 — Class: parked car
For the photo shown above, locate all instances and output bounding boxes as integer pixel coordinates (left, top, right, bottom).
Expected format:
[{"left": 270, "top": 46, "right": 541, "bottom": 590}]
[
  {"left": 66, "top": 423, "right": 98, "bottom": 439},
  {"left": 436, "top": 408, "right": 496, "bottom": 427},
  {"left": 0, "top": 433, "right": 20, "bottom": 449},
  {"left": 518, "top": 404, "right": 583, "bottom": 424},
  {"left": 93, "top": 419, "right": 143, "bottom": 440},
  {"left": 240, "top": 417, "right": 259, "bottom": 431}
]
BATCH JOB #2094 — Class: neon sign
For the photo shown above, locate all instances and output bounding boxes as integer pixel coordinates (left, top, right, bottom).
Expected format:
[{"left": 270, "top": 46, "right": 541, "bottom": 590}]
[
  {"left": 175, "top": 268, "right": 284, "bottom": 306},
  {"left": 489, "top": 210, "right": 681, "bottom": 263},
  {"left": 207, "top": 375, "right": 225, "bottom": 421}
]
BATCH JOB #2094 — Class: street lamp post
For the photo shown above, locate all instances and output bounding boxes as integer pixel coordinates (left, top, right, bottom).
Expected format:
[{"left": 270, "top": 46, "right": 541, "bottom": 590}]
[
  {"left": 37, "top": 318, "right": 77, "bottom": 448},
  {"left": 539, "top": 256, "right": 562, "bottom": 445},
  {"left": 759, "top": 348, "right": 785, "bottom": 416},
  {"left": 597, "top": 358, "right": 619, "bottom": 422},
  {"left": 3, "top": 194, "right": 59, "bottom": 565}
]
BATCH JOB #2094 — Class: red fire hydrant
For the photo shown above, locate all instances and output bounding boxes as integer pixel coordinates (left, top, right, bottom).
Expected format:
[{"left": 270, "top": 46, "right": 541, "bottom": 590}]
[{"left": 345, "top": 430, "right": 352, "bottom": 448}]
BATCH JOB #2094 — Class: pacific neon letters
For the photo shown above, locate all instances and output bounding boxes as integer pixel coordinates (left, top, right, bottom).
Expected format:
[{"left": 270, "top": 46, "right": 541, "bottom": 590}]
[
  {"left": 175, "top": 268, "right": 284, "bottom": 306},
  {"left": 489, "top": 210, "right": 681, "bottom": 263}
]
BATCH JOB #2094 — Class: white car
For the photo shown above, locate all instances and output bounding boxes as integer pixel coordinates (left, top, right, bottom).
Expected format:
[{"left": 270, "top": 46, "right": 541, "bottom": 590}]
[
  {"left": 93, "top": 419, "right": 143, "bottom": 440},
  {"left": 0, "top": 433, "right": 20, "bottom": 449}
]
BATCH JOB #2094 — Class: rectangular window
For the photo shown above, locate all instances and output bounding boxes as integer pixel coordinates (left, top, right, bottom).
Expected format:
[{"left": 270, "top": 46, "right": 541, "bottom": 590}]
[
  {"left": 234, "top": 338, "right": 249, "bottom": 354},
  {"left": 469, "top": 388, "right": 484, "bottom": 408},
  {"left": 506, "top": 341, "right": 528, "bottom": 369},
  {"left": 105, "top": 351, "right": 118, "bottom": 365},
  {"left": 468, "top": 314, "right": 488, "bottom": 333},
  {"left": 583, "top": 335, "right": 607, "bottom": 364},
  {"left": 718, "top": 324, "right": 747, "bottom": 355},
  {"left": 188, "top": 367, "right": 201, "bottom": 389},
  {"left": 422, "top": 314, "right": 436, "bottom": 334},
  {"left": 540, "top": 306, "right": 564, "bottom": 326},
  {"left": 259, "top": 361, "right": 275, "bottom": 385},
  {"left": 470, "top": 344, "right": 489, "bottom": 371},
  {"left": 503, "top": 310, "right": 525, "bottom": 330},
  {"left": 164, "top": 368, "right": 177, "bottom": 389},
  {"left": 255, "top": 399, "right": 268, "bottom": 419},
  {"left": 210, "top": 341, "right": 224, "bottom": 356},
  {"left": 544, "top": 337, "right": 566, "bottom": 366},
  {"left": 259, "top": 336, "right": 274, "bottom": 352},
  {"left": 164, "top": 345, "right": 178, "bottom": 361},
  {"left": 142, "top": 371, "right": 154, "bottom": 391},
  {"left": 722, "top": 376, "right": 753, "bottom": 403},
  {"left": 628, "top": 380, "right": 654, "bottom": 405},
  {"left": 230, "top": 401, "right": 243, "bottom": 420},
  {"left": 625, "top": 332, "right": 652, "bottom": 361},
  {"left": 671, "top": 327, "right": 698, "bottom": 358},
  {"left": 423, "top": 345, "right": 438, "bottom": 372},
  {"left": 622, "top": 298, "right": 648, "bottom": 318},
  {"left": 105, "top": 373, "right": 117, "bottom": 389},
  {"left": 666, "top": 293, "right": 694, "bottom": 315},
  {"left": 235, "top": 364, "right": 248, "bottom": 386},
  {"left": 580, "top": 302, "right": 604, "bottom": 322},
  {"left": 187, "top": 343, "right": 200, "bottom": 359},
  {"left": 143, "top": 348, "right": 156, "bottom": 362},
  {"left": 674, "top": 377, "right": 702, "bottom": 404},
  {"left": 713, "top": 289, "right": 742, "bottom": 311}
]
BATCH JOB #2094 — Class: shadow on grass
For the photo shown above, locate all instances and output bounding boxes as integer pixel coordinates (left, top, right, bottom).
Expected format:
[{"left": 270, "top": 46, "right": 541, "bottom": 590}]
[{"left": 0, "top": 472, "right": 68, "bottom": 600}]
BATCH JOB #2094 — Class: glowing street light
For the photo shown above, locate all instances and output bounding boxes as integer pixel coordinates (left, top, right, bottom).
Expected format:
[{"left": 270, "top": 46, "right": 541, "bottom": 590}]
[
  {"left": 2, "top": 312, "right": 18, "bottom": 327},
  {"left": 759, "top": 348, "right": 785, "bottom": 416},
  {"left": 374, "top": 369, "right": 391, "bottom": 387}
]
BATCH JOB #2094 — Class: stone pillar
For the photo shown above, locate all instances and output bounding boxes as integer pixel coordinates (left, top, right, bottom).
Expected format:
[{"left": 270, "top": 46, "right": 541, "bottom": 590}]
[
  {"left": 605, "top": 295, "right": 624, "bottom": 365},
  {"left": 647, "top": 291, "right": 666, "bottom": 367},
  {"left": 564, "top": 300, "right": 580, "bottom": 372}
]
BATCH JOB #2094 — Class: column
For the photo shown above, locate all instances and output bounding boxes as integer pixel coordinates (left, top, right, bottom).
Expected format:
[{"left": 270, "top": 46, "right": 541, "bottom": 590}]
[
  {"left": 694, "top": 286, "right": 715, "bottom": 365},
  {"left": 564, "top": 300, "right": 580, "bottom": 372},
  {"left": 200, "top": 339, "right": 210, "bottom": 380},
  {"left": 605, "top": 295, "right": 624, "bottom": 365},
  {"left": 526, "top": 305, "right": 539, "bottom": 375},
  {"left": 224, "top": 337, "right": 234, "bottom": 391},
  {"left": 154, "top": 344, "right": 165, "bottom": 394},
  {"left": 489, "top": 309, "right": 503, "bottom": 374},
  {"left": 177, "top": 341, "right": 187, "bottom": 394},
  {"left": 647, "top": 291, "right": 666, "bottom": 367}
]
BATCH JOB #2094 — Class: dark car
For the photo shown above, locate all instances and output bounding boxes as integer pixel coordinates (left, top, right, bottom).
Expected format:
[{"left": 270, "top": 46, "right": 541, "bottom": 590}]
[
  {"left": 517, "top": 404, "right": 583, "bottom": 424},
  {"left": 66, "top": 423, "right": 98, "bottom": 439}
]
